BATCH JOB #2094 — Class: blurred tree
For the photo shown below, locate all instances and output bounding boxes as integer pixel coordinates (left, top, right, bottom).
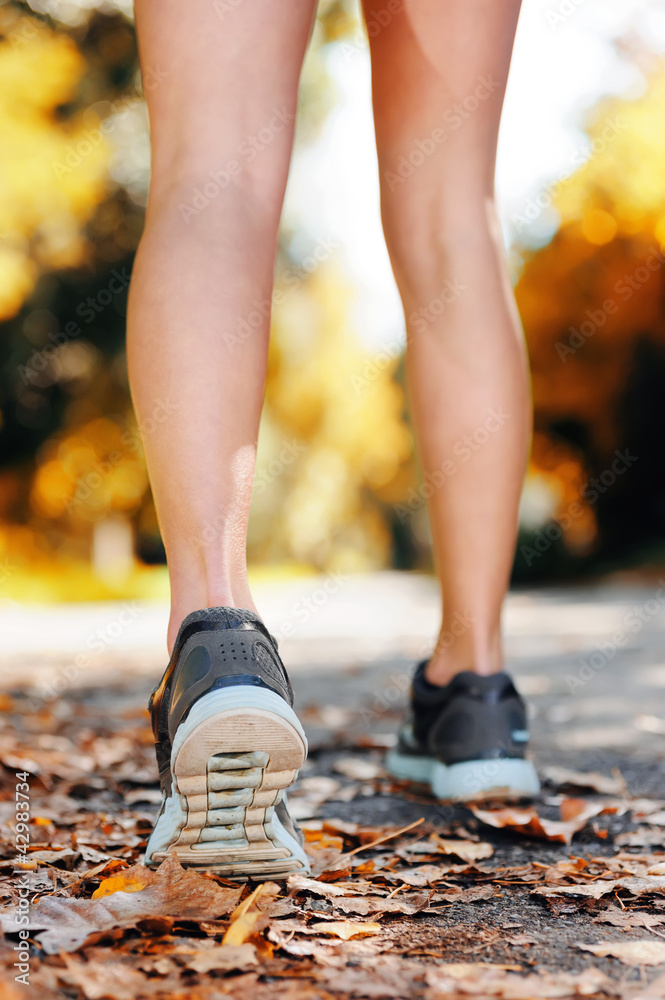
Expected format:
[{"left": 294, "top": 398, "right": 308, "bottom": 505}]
[{"left": 513, "top": 51, "right": 665, "bottom": 579}]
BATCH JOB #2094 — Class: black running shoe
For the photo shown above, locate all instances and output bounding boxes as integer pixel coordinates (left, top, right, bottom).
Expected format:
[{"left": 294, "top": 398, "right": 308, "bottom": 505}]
[
  {"left": 144, "top": 606, "right": 310, "bottom": 879},
  {"left": 386, "top": 662, "right": 540, "bottom": 802}
]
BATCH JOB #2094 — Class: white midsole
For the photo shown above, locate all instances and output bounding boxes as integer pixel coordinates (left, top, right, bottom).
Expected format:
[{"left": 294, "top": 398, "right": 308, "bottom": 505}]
[
  {"left": 386, "top": 748, "right": 540, "bottom": 802},
  {"left": 171, "top": 684, "right": 308, "bottom": 760}
]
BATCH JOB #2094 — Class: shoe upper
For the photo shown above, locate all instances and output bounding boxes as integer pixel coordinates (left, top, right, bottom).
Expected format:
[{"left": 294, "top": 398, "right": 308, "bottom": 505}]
[
  {"left": 396, "top": 661, "right": 530, "bottom": 765},
  {"left": 149, "top": 607, "right": 293, "bottom": 793}
]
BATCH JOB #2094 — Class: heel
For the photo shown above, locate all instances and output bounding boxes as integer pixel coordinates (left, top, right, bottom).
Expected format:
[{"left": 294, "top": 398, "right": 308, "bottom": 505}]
[{"left": 145, "top": 688, "right": 310, "bottom": 878}]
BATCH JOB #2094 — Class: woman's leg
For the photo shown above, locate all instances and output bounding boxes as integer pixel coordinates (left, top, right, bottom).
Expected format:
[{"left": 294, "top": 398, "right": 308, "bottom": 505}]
[
  {"left": 127, "top": 0, "right": 316, "bottom": 653},
  {"left": 363, "top": 0, "right": 528, "bottom": 683}
]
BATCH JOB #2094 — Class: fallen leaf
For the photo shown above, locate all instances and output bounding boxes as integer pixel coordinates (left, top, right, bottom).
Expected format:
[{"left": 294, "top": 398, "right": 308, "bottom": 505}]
[
  {"left": 425, "top": 963, "right": 613, "bottom": 998},
  {"left": 0, "top": 854, "right": 243, "bottom": 953},
  {"left": 332, "top": 757, "right": 383, "bottom": 781},
  {"left": 471, "top": 799, "right": 605, "bottom": 845},
  {"left": 435, "top": 884, "right": 498, "bottom": 903},
  {"left": 428, "top": 835, "right": 494, "bottom": 862},
  {"left": 535, "top": 874, "right": 665, "bottom": 900},
  {"left": 313, "top": 955, "right": 421, "bottom": 997},
  {"left": 579, "top": 940, "right": 665, "bottom": 966},
  {"left": 617, "top": 829, "right": 665, "bottom": 848},
  {"left": 382, "top": 864, "right": 466, "bottom": 887},
  {"left": 186, "top": 943, "right": 258, "bottom": 973},
  {"left": 309, "top": 919, "right": 381, "bottom": 940},
  {"left": 92, "top": 871, "right": 149, "bottom": 898},
  {"left": 329, "top": 892, "right": 431, "bottom": 916},
  {"left": 628, "top": 971, "right": 665, "bottom": 999},
  {"left": 639, "top": 811, "right": 665, "bottom": 826},
  {"left": 18, "top": 847, "right": 80, "bottom": 869},
  {"left": 222, "top": 882, "right": 279, "bottom": 946},
  {"left": 541, "top": 766, "right": 627, "bottom": 795},
  {"left": 322, "top": 818, "right": 425, "bottom": 871},
  {"left": 593, "top": 905, "right": 665, "bottom": 930},
  {"left": 60, "top": 955, "right": 153, "bottom": 1000},
  {"left": 286, "top": 874, "right": 378, "bottom": 897}
]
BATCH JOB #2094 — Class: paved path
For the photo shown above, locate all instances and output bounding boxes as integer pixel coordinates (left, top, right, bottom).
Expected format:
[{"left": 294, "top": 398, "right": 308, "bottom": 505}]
[{"left": 1, "top": 571, "right": 664, "bottom": 782}]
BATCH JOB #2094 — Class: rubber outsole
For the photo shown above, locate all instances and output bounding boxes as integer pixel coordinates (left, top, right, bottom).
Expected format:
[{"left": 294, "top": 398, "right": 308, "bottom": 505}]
[
  {"left": 145, "top": 687, "right": 310, "bottom": 879},
  {"left": 385, "top": 748, "right": 540, "bottom": 803}
]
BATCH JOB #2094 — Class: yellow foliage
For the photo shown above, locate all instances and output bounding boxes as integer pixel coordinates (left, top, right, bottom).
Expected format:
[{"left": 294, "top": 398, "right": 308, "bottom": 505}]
[
  {"left": 92, "top": 871, "right": 148, "bottom": 899},
  {"left": 250, "top": 261, "right": 412, "bottom": 570},
  {"left": 30, "top": 417, "right": 147, "bottom": 522},
  {"left": 0, "top": 10, "right": 110, "bottom": 319},
  {"left": 516, "top": 60, "right": 665, "bottom": 550}
]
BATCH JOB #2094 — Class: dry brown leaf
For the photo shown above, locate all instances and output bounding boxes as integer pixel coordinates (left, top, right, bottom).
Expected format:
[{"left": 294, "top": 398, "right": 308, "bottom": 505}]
[
  {"left": 534, "top": 880, "right": 618, "bottom": 900},
  {"left": 383, "top": 864, "right": 478, "bottom": 887},
  {"left": 60, "top": 955, "right": 153, "bottom": 1000},
  {"left": 313, "top": 955, "right": 421, "bottom": 997},
  {"left": 425, "top": 962, "right": 612, "bottom": 998},
  {"left": 186, "top": 944, "right": 258, "bottom": 973},
  {"left": 471, "top": 798, "right": 605, "bottom": 845},
  {"left": 535, "top": 873, "right": 665, "bottom": 900},
  {"left": 429, "top": 835, "right": 494, "bottom": 862},
  {"left": 435, "top": 884, "right": 498, "bottom": 903},
  {"left": 627, "top": 971, "right": 665, "bottom": 999},
  {"left": 332, "top": 757, "right": 383, "bottom": 781},
  {"left": 579, "top": 940, "right": 665, "bottom": 966},
  {"left": 592, "top": 905, "right": 665, "bottom": 930},
  {"left": 16, "top": 847, "right": 80, "bottom": 869},
  {"left": 330, "top": 891, "right": 431, "bottom": 916},
  {"left": 541, "top": 766, "right": 627, "bottom": 795},
  {"left": 309, "top": 919, "right": 381, "bottom": 940},
  {"left": 286, "top": 874, "right": 378, "bottom": 896},
  {"left": 616, "top": 828, "right": 665, "bottom": 848},
  {"left": 0, "top": 854, "right": 243, "bottom": 954}
]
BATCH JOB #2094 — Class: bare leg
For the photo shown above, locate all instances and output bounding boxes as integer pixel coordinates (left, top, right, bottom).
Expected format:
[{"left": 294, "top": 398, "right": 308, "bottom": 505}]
[
  {"left": 364, "top": 0, "right": 529, "bottom": 682},
  {"left": 127, "top": 0, "right": 316, "bottom": 652}
]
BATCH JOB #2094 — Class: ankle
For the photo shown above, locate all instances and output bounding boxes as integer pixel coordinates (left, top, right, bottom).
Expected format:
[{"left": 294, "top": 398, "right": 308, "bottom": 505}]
[
  {"left": 167, "top": 583, "right": 259, "bottom": 654},
  {"left": 424, "top": 627, "right": 503, "bottom": 686}
]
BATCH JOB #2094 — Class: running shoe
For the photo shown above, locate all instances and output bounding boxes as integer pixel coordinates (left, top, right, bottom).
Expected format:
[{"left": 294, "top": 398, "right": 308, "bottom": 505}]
[
  {"left": 386, "top": 661, "right": 540, "bottom": 802},
  {"left": 144, "top": 606, "right": 310, "bottom": 879}
]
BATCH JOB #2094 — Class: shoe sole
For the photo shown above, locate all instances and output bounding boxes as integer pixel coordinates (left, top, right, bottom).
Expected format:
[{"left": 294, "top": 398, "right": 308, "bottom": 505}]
[
  {"left": 385, "top": 748, "right": 540, "bottom": 803},
  {"left": 145, "top": 687, "right": 310, "bottom": 879}
]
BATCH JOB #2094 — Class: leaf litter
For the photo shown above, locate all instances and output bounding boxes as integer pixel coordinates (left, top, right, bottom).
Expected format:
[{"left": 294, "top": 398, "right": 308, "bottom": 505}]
[{"left": 3, "top": 689, "right": 665, "bottom": 996}]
